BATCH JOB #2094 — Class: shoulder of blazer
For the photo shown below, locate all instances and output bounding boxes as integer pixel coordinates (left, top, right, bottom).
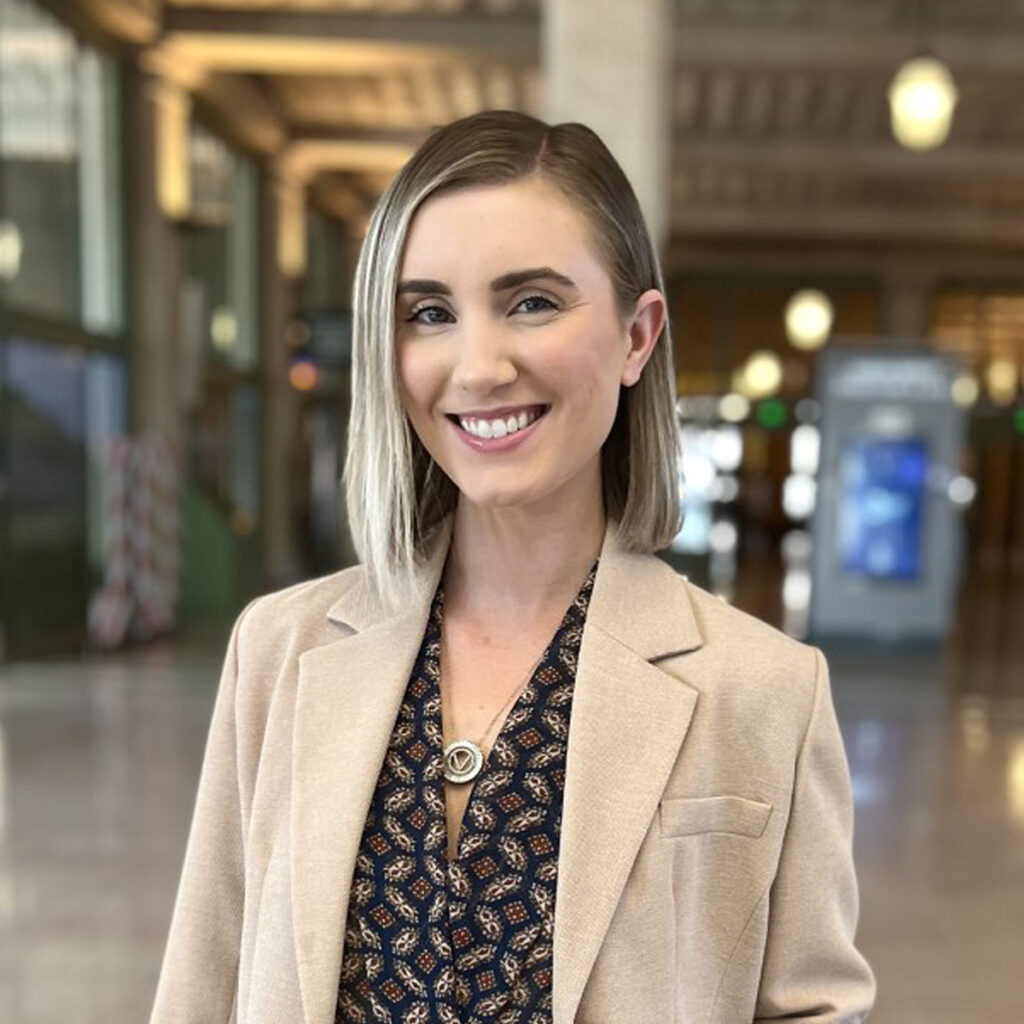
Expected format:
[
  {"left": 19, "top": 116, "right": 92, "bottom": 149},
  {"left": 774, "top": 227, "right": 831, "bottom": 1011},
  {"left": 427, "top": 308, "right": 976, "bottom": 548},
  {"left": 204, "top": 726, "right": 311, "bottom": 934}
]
[
  {"left": 667, "top": 574, "right": 822, "bottom": 721},
  {"left": 232, "top": 564, "right": 368, "bottom": 683}
]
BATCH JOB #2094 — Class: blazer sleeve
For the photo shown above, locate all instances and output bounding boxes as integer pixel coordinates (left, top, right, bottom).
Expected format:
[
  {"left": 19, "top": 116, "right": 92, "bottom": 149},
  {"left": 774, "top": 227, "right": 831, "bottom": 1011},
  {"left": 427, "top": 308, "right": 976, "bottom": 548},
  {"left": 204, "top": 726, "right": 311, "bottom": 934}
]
[
  {"left": 753, "top": 647, "right": 877, "bottom": 1023},
  {"left": 150, "top": 599, "right": 257, "bottom": 1024}
]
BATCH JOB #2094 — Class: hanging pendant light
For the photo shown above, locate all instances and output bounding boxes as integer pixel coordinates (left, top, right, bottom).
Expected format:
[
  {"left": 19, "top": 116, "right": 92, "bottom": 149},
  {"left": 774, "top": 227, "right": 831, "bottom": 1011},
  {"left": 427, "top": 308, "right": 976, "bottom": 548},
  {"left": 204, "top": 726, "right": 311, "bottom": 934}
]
[
  {"left": 888, "top": 53, "right": 959, "bottom": 151},
  {"left": 785, "top": 289, "right": 834, "bottom": 351}
]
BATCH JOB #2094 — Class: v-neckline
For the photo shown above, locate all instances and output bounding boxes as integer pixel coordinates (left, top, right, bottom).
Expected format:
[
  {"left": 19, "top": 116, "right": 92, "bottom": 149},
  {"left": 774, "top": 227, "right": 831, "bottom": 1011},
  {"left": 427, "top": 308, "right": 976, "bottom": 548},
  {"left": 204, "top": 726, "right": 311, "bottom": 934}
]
[{"left": 432, "top": 560, "right": 598, "bottom": 865}]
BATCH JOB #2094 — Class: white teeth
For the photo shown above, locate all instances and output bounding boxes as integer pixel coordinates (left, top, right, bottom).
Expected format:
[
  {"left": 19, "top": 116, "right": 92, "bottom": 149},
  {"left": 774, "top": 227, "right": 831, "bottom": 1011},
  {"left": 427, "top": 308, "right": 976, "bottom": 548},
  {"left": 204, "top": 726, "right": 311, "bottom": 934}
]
[{"left": 458, "top": 407, "right": 543, "bottom": 440}]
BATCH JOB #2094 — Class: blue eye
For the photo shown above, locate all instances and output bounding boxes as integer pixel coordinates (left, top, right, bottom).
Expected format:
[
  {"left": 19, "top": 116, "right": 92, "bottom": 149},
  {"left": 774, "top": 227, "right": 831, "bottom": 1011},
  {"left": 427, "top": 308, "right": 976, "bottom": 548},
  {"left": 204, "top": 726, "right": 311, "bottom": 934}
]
[
  {"left": 406, "top": 305, "right": 454, "bottom": 325},
  {"left": 515, "top": 294, "right": 558, "bottom": 314},
  {"left": 404, "top": 294, "right": 558, "bottom": 325}
]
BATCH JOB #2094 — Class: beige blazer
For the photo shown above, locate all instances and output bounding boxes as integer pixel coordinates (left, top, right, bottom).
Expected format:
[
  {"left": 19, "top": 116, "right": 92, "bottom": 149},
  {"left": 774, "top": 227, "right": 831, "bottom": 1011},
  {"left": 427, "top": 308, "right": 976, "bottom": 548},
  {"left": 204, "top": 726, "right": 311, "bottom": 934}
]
[{"left": 151, "top": 514, "right": 875, "bottom": 1024}]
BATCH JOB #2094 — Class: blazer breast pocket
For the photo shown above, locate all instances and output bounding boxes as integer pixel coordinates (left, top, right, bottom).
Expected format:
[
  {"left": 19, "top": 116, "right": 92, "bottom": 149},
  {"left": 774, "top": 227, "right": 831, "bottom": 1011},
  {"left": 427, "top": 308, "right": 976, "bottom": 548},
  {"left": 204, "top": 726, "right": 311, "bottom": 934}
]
[{"left": 659, "top": 795, "right": 773, "bottom": 838}]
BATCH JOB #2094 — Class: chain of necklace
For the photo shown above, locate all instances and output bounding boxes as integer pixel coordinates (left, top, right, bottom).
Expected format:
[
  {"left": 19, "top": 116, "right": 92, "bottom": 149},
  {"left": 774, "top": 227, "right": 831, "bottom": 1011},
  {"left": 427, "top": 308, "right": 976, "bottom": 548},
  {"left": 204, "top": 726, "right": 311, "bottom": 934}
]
[{"left": 439, "top": 625, "right": 543, "bottom": 785}]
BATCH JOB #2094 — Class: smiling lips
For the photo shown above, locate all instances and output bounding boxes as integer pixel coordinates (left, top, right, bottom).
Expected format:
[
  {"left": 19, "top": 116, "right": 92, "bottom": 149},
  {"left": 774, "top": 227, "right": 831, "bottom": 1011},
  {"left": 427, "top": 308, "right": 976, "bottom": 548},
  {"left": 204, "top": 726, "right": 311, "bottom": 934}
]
[
  {"left": 455, "top": 405, "right": 546, "bottom": 439},
  {"left": 447, "top": 404, "right": 549, "bottom": 449}
]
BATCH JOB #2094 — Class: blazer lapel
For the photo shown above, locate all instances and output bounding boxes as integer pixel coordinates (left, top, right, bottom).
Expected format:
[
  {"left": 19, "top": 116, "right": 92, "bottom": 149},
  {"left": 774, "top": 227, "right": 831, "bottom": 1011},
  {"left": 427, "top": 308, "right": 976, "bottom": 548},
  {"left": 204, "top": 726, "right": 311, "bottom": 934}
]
[
  {"left": 291, "top": 517, "right": 453, "bottom": 1024},
  {"left": 552, "top": 523, "right": 704, "bottom": 1024}
]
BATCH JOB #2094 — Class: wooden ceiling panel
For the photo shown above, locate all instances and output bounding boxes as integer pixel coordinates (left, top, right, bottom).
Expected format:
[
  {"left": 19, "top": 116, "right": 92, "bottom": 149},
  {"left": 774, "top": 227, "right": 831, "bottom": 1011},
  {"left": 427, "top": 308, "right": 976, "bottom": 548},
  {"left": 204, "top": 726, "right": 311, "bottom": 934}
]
[{"left": 78, "top": 0, "right": 1024, "bottom": 245}]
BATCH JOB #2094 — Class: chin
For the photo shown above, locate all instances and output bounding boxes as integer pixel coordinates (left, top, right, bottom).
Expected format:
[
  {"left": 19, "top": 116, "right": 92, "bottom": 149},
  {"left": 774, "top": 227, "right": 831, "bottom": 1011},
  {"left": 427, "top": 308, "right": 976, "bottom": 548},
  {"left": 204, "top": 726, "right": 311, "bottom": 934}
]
[{"left": 452, "top": 478, "right": 548, "bottom": 510}]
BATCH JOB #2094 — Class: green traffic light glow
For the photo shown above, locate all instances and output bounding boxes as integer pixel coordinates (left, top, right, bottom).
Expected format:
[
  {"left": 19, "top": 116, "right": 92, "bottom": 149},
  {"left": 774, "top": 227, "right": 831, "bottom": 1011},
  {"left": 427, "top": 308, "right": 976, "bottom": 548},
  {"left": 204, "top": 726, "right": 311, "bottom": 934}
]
[{"left": 756, "top": 398, "right": 788, "bottom": 429}]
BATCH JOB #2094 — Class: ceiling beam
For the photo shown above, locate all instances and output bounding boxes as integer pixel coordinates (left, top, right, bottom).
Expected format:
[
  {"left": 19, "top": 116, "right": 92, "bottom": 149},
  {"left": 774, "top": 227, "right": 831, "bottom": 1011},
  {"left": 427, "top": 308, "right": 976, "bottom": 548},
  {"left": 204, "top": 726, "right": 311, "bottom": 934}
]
[
  {"left": 671, "top": 203, "right": 1024, "bottom": 249},
  {"left": 159, "top": 8, "right": 538, "bottom": 73},
  {"left": 674, "top": 139, "right": 1024, "bottom": 179},
  {"left": 664, "top": 240, "right": 1024, "bottom": 281},
  {"left": 194, "top": 73, "right": 288, "bottom": 156},
  {"left": 289, "top": 126, "right": 427, "bottom": 149},
  {"left": 675, "top": 25, "right": 1024, "bottom": 76},
  {"left": 59, "top": 0, "right": 160, "bottom": 46},
  {"left": 279, "top": 137, "right": 415, "bottom": 184}
]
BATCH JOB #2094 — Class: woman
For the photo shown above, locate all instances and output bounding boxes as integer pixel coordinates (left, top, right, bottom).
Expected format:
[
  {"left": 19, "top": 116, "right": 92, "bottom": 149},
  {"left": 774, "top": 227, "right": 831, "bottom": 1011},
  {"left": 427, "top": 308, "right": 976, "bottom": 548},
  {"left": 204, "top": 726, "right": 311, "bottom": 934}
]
[{"left": 151, "top": 111, "right": 875, "bottom": 1024}]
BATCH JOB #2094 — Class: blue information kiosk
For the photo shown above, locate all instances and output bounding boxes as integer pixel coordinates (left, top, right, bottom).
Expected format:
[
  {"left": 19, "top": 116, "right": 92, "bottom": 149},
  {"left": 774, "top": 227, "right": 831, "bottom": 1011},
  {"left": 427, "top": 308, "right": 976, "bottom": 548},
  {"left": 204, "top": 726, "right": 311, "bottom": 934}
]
[{"left": 809, "top": 347, "right": 968, "bottom": 641}]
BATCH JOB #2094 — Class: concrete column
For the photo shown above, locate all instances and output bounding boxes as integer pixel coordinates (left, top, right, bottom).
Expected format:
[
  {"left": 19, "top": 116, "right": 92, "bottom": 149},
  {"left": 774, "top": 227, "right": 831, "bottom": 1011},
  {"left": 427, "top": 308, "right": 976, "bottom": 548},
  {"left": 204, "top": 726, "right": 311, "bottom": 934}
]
[
  {"left": 543, "top": 0, "right": 672, "bottom": 250},
  {"left": 127, "top": 69, "right": 185, "bottom": 462},
  {"left": 260, "top": 173, "right": 303, "bottom": 587}
]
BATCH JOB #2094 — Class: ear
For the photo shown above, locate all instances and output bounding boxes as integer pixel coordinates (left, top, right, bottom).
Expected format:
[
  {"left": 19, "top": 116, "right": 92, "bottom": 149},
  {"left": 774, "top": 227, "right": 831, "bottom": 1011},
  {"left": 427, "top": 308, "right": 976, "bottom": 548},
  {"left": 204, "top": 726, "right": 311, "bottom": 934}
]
[{"left": 621, "top": 288, "right": 667, "bottom": 388}]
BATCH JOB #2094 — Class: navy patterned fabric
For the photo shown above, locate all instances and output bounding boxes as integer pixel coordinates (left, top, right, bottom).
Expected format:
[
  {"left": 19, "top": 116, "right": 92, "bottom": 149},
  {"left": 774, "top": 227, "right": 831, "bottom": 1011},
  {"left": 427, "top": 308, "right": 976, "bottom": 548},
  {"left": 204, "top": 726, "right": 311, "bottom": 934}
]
[{"left": 335, "top": 558, "right": 598, "bottom": 1024}]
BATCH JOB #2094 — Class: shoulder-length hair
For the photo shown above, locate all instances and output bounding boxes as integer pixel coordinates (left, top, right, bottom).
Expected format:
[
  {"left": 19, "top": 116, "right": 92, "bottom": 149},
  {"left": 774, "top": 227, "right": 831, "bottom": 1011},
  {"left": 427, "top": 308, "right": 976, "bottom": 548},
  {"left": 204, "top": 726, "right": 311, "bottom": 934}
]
[{"left": 343, "top": 109, "right": 681, "bottom": 613}]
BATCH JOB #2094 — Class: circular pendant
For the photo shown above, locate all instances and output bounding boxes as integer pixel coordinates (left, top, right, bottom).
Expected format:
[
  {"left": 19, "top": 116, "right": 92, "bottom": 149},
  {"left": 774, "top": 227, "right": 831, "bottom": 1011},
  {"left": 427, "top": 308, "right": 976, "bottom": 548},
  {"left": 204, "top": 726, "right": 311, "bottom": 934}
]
[{"left": 443, "top": 739, "right": 484, "bottom": 784}]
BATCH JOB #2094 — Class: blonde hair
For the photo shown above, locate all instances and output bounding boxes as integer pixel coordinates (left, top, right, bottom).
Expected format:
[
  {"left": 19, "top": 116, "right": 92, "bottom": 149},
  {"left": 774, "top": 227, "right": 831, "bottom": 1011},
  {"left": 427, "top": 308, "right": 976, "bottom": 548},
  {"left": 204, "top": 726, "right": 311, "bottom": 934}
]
[{"left": 343, "top": 110, "right": 681, "bottom": 613}]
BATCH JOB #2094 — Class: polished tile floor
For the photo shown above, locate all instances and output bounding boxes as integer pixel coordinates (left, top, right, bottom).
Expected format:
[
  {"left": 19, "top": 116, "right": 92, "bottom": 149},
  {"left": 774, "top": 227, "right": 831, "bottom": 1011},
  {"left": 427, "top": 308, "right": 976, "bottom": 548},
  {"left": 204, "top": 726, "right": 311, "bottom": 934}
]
[{"left": 0, "top": 575, "right": 1022, "bottom": 1023}]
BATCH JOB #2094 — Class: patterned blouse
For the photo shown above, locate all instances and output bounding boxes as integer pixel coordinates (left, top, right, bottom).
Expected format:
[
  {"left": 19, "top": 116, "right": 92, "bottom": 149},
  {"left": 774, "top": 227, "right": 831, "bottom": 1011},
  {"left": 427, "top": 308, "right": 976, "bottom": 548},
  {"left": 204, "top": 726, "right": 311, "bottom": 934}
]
[{"left": 335, "top": 558, "right": 599, "bottom": 1024}]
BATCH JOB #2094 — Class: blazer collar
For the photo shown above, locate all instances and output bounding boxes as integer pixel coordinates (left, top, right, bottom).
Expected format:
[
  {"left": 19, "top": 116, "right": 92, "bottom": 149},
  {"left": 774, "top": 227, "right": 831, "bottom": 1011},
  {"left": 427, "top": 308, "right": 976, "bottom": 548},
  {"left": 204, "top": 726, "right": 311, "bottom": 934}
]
[
  {"left": 325, "top": 512, "right": 704, "bottom": 661},
  {"left": 295, "top": 513, "right": 705, "bottom": 1024}
]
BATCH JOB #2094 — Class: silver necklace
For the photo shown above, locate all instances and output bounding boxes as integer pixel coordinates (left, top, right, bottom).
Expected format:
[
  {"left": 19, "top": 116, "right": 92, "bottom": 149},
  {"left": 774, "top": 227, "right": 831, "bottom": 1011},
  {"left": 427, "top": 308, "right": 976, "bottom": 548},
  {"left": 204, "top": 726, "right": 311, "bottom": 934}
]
[{"left": 440, "top": 636, "right": 543, "bottom": 785}]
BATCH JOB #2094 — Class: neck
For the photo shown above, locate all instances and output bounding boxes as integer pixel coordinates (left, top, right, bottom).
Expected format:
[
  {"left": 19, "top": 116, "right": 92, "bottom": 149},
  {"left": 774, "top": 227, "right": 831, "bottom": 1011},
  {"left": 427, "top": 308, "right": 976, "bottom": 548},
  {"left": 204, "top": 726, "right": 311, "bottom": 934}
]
[{"left": 443, "top": 492, "right": 607, "bottom": 625}]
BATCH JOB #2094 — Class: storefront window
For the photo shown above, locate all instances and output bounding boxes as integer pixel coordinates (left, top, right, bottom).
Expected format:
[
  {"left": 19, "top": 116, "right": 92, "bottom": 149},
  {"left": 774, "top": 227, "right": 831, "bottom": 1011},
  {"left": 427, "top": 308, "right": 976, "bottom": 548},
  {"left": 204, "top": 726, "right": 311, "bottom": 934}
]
[
  {"left": 184, "top": 120, "right": 259, "bottom": 373},
  {"left": 304, "top": 206, "right": 347, "bottom": 310},
  {"left": 0, "top": 0, "right": 123, "bottom": 333},
  {"left": 0, "top": 335, "right": 128, "bottom": 655}
]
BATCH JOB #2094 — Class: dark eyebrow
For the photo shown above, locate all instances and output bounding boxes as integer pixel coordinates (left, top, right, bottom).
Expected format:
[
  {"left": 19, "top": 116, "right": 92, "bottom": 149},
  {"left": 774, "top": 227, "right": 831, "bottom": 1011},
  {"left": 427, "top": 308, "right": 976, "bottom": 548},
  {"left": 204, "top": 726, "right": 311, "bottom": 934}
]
[{"left": 396, "top": 266, "right": 578, "bottom": 297}]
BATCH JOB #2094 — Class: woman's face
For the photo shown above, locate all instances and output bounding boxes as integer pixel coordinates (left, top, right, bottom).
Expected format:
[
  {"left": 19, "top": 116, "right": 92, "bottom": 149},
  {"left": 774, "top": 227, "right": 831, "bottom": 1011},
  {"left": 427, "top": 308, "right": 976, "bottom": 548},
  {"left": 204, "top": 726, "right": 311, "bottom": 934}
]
[{"left": 395, "top": 176, "right": 664, "bottom": 515}]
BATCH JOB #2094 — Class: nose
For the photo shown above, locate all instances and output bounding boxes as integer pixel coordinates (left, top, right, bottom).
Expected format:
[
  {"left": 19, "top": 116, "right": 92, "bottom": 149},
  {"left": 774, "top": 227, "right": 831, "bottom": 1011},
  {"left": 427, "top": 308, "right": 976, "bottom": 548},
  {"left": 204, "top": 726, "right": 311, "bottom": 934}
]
[{"left": 449, "top": 316, "right": 518, "bottom": 393}]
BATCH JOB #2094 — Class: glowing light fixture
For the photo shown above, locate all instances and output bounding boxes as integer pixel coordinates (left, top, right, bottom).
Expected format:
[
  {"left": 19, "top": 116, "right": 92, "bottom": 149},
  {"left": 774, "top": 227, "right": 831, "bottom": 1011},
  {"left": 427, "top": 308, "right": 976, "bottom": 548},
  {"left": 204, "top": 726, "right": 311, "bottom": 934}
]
[
  {"left": 790, "top": 424, "right": 821, "bottom": 476},
  {"left": 950, "top": 372, "right": 980, "bottom": 408},
  {"left": 741, "top": 351, "right": 783, "bottom": 398},
  {"left": 785, "top": 289, "right": 834, "bottom": 351},
  {"left": 289, "top": 358, "right": 319, "bottom": 392},
  {"left": 986, "top": 358, "right": 1018, "bottom": 407},
  {"left": 0, "top": 220, "right": 23, "bottom": 281},
  {"left": 888, "top": 54, "right": 959, "bottom": 151},
  {"left": 783, "top": 474, "right": 817, "bottom": 520},
  {"left": 210, "top": 306, "right": 238, "bottom": 353},
  {"left": 718, "top": 393, "right": 750, "bottom": 423}
]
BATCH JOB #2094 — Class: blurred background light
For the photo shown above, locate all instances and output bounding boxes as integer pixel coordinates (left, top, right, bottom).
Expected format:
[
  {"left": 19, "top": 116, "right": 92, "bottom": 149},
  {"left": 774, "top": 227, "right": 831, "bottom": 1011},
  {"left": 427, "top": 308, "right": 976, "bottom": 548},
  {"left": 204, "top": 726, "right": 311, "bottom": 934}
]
[
  {"left": 783, "top": 473, "right": 817, "bottom": 520},
  {"left": 947, "top": 475, "right": 977, "bottom": 507},
  {"left": 711, "top": 425, "right": 743, "bottom": 473},
  {"left": 0, "top": 219, "right": 23, "bottom": 281},
  {"left": 718, "top": 392, "right": 750, "bottom": 423},
  {"left": 782, "top": 566, "right": 812, "bottom": 612},
  {"left": 785, "top": 289, "right": 834, "bottom": 350},
  {"left": 790, "top": 424, "right": 821, "bottom": 476},
  {"left": 794, "top": 398, "right": 822, "bottom": 424},
  {"left": 288, "top": 357, "right": 319, "bottom": 392},
  {"left": 888, "top": 54, "right": 959, "bottom": 151},
  {"left": 710, "top": 474, "right": 740, "bottom": 503},
  {"left": 755, "top": 397, "right": 788, "bottom": 429},
  {"left": 781, "top": 528, "right": 813, "bottom": 564},
  {"left": 209, "top": 306, "right": 238, "bottom": 353},
  {"left": 681, "top": 446, "right": 716, "bottom": 492},
  {"left": 950, "top": 371, "right": 980, "bottom": 408},
  {"left": 985, "top": 358, "right": 1019, "bottom": 406},
  {"left": 284, "top": 319, "right": 311, "bottom": 350},
  {"left": 708, "top": 518, "right": 738, "bottom": 554},
  {"left": 742, "top": 350, "right": 783, "bottom": 398}
]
